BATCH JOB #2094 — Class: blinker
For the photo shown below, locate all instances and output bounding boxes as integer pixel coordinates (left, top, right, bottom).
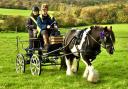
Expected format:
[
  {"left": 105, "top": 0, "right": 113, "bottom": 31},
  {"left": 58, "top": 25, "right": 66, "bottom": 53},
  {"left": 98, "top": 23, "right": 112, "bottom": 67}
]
[{"left": 100, "top": 31, "right": 104, "bottom": 39}]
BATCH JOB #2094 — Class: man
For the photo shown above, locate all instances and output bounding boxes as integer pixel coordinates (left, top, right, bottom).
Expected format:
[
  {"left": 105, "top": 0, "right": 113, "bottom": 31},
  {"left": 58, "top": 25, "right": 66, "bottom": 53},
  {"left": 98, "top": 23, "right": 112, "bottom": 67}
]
[
  {"left": 37, "top": 4, "right": 57, "bottom": 49},
  {"left": 26, "top": 6, "right": 39, "bottom": 49}
]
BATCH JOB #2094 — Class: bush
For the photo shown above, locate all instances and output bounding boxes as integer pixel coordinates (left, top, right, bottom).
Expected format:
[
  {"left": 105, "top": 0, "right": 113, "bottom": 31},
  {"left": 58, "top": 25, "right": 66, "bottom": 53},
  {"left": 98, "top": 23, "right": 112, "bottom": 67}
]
[
  {"left": 1, "top": 16, "right": 26, "bottom": 32},
  {"left": 79, "top": 4, "right": 128, "bottom": 25},
  {"left": 95, "top": 8, "right": 117, "bottom": 24},
  {"left": 0, "top": 15, "right": 8, "bottom": 20},
  {"left": 117, "top": 10, "right": 128, "bottom": 23},
  {"left": 54, "top": 4, "right": 81, "bottom": 27},
  {"left": 1, "top": 3, "right": 128, "bottom": 31},
  {"left": 80, "top": 6, "right": 100, "bottom": 24},
  {"left": 55, "top": 12, "right": 77, "bottom": 27}
]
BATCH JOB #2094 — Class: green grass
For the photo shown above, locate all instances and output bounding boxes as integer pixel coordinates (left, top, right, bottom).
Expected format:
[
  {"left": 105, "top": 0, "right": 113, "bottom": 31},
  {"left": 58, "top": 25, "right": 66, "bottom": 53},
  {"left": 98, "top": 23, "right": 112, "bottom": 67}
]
[
  {"left": 0, "top": 24, "right": 128, "bottom": 89},
  {"left": 0, "top": 8, "right": 54, "bottom": 16},
  {"left": 0, "top": 8, "right": 31, "bottom": 16}
]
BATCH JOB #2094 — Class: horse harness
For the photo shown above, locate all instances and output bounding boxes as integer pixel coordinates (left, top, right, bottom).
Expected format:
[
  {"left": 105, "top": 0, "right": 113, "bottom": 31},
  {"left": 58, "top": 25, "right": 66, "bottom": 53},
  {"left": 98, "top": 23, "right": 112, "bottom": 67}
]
[
  {"left": 70, "top": 28, "right": 102, "bottom": 60},
  {"left": 69, "top": 29, "right": 90, "bottom": 56}
]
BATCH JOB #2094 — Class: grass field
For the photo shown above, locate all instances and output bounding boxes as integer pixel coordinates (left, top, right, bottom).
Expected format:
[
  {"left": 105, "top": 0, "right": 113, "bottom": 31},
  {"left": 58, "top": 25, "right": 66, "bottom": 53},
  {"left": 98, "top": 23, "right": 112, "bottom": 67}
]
[
  {"left": 0, "top": 24, "right": 128, "bottom": 89},
  {"left": 0, "top": 8, "right": 54, "bottom": 16}
]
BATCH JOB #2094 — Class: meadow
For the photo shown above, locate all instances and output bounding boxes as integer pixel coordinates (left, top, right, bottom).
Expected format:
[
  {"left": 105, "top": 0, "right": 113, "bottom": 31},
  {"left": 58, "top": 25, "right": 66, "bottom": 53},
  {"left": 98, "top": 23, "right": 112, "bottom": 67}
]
[
  {"left": 0, "top": 8, "right": 54, "bottom": 16},
  {"left": 0, "top": 24, "right": 128, "bottom": 89}
]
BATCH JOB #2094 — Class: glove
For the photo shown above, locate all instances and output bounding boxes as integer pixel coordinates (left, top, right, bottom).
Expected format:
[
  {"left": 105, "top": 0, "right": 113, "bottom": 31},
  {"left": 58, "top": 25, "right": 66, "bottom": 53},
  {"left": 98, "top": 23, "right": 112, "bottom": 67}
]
[
  {"left": 33, "top": 29, "right": 38, "bottom": 38},
  {"left": 30, "top": 25, "right": 36, "bottom": 29},
  {"left": 47, "top": 25, "right": 51, "bottom": 29},
  {"left": 33, "top": 29, "right": 38, "bottom": 34},
  {"left": 54, "top": 24, "right": 58, "bottom": 29}
]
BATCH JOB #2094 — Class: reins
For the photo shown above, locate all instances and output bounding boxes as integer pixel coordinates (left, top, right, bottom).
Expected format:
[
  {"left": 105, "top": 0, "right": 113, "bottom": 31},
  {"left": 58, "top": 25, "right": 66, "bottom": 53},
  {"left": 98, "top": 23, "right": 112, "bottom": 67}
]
[
  {"left": 43, "top": 29, "right": 113, "bottom": 58},
  {"left": 88, "top": 34, "right": 106, "bottom": 49}
]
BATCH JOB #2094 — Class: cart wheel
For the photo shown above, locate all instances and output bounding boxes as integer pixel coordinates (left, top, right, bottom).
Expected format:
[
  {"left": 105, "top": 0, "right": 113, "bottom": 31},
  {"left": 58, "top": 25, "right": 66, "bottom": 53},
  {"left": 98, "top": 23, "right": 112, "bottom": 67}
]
[
  {"left": 30, "top": 54, "right": 41, "bottom": 75},
  {"left": 16, "top": 54, "right": 25, "bottom": 73}
]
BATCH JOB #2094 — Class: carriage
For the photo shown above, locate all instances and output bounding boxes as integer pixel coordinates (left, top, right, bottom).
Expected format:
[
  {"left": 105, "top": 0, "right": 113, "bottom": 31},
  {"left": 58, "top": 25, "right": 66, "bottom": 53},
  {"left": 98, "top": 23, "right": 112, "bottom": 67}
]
[
  {"left": 16, "top": 25, "right": 115, "bottom": 83},
  {"left": 16, "top": 28, "right": 67, "bottom": 76}
]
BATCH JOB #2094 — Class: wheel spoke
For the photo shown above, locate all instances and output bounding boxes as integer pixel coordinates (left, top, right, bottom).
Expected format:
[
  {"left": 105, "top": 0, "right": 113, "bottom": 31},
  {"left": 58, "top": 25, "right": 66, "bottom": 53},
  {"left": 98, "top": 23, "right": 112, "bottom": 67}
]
[
  {"left": 30, "top": 54, "right": 41, "bottom": 75},
  {"left": 16, "top": 54, "right": 25, "bottom": 73}
]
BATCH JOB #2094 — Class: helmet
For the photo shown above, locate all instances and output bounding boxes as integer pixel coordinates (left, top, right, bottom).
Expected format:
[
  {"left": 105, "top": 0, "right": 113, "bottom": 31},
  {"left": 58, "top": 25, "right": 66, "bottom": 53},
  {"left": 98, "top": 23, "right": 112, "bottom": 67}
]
[
  {"left": 32, "top": 6, "right": 39, "bottom": 11},
  {"left": 41, "top": 4, "right": 48, "bottom": 10}
]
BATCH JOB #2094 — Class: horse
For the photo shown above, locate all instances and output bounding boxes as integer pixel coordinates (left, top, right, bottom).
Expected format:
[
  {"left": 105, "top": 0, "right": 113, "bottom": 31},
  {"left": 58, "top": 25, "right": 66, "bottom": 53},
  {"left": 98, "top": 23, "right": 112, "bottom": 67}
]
[{"left": 63, "top": 26, "right": 115, "bottom": 83}]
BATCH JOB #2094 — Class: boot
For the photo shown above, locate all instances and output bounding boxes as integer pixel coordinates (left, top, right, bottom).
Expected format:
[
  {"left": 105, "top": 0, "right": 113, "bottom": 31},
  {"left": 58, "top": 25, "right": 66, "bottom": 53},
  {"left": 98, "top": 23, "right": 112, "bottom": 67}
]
[{"left": 43, "top": 31, "right": 49, "bottom": 50}]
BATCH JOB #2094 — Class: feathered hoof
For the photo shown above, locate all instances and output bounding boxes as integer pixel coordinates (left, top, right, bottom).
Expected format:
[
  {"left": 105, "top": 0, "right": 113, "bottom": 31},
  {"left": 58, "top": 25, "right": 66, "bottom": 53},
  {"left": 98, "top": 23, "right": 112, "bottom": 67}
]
[
  {"left": 71, "top": 68, "right": 77, "bottom": 74},
  {"left": 83, "top": 69, "right": 89, "bottom": 78},
  {"left": 66, "top": 70, "right": 72, "bottom": 76},
  {"left": 87, "top": 69, "right": 99, "bottom": 83}
]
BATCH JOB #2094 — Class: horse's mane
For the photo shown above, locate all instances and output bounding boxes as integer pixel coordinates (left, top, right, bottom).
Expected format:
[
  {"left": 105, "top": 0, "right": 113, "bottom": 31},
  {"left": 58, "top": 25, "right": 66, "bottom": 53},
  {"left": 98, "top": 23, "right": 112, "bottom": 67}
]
[{"left": 110, "top": 30, "right": 115, "bottom": 43}]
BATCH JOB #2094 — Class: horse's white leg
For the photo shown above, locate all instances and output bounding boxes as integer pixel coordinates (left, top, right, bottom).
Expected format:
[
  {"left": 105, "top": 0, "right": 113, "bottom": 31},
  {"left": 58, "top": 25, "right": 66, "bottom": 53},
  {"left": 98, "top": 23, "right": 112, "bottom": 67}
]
[
  {"left": 83, "top": 66, "right": 89, "bottom": 78},
  {"left": 80, "top": 54, "right": 99, "bottom": 83},
  {"left": 71, "top": 58, "right": 78, "bottom": 73},
  {"left": 65, "top": 57, "right": 72, "bottom": 76},
  {"left": 81, "top": 58, "right": 89, "bottom": 78},
  {"left": 87, "top": 65, "right": 99, "bottom": 83}
]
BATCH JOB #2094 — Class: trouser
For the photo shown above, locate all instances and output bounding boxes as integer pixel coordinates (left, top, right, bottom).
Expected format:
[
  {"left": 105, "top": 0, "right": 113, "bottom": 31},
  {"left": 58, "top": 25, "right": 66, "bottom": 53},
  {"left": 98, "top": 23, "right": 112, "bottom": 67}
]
[
  {"left": 28, "top": 30, "right": 42, "bottom": 56},
  {"left": 28, "top": 30, "right": 34, "bottom": 49},
  {"left": 40, "top": 30, "right": 50, "bottom": 46}
]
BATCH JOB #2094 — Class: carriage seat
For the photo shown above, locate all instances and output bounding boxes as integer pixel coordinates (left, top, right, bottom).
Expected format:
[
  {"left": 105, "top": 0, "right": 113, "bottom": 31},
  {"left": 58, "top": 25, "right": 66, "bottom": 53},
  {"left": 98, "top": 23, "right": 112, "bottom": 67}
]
[{"left": 49, "top": 36, "right": 64, "bottom": 44}]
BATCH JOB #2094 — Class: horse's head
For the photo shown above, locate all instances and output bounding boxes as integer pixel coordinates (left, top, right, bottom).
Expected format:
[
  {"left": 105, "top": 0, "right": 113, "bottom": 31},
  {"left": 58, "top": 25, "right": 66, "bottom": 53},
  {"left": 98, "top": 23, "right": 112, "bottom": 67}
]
[{"left": 99, "top": 26, "right": 115, "bottom": 54}]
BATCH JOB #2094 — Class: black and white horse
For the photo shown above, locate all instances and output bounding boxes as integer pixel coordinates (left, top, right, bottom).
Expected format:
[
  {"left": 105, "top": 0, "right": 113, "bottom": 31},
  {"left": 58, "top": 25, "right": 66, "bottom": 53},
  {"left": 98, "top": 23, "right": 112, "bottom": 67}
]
[{"left": 63, "top": 26, "right": 115, "bottom": 82}]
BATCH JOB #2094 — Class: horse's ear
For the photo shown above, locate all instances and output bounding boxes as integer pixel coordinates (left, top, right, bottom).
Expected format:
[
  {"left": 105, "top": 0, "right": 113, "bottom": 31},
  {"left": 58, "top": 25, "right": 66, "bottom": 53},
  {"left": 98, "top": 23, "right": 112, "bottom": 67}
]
[
  {"left": 104, "top": 26, "right": 108, "bottom": 31},
  {"left": 90, "top": 26, "right": 94, "bottom": 30},
  {"left": 110, "top": 26, "right": 112, "bottom": 29},
  {"left": 109, "top": 26, "right": 112, "bottom": 31}
]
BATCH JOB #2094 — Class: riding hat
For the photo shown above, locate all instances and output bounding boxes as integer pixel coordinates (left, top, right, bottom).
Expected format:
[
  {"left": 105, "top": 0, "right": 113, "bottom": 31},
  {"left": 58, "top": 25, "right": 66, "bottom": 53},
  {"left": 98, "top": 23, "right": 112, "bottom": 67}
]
[{"left": 32, "top": 6, "right": 39, "bottom": 11}]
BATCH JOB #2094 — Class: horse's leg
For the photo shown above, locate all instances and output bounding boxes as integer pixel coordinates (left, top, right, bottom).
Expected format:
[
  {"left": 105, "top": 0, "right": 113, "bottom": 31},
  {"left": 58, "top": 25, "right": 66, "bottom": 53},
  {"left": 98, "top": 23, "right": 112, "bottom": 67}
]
[
  {"left": 81, "top": 54, "right": 99, "bottom": 83},
  {"left": 71, "top": 58, "right": 79, "bottom": 73},
  {"left": 81, "top": 57, "right": 90, "bottom": 78},
  {"left": 65, "top": 56, "right": 72, "bottom": 76},
  {"left": 87, "top": 65, "right": 99, "bottom": 83}
]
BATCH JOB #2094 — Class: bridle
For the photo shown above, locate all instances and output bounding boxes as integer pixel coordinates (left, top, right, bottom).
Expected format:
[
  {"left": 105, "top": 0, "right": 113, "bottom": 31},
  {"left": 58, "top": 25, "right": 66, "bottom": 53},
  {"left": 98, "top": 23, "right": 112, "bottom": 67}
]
[{"left": 88, "top": 30, "right": 114, "bottom": 51}]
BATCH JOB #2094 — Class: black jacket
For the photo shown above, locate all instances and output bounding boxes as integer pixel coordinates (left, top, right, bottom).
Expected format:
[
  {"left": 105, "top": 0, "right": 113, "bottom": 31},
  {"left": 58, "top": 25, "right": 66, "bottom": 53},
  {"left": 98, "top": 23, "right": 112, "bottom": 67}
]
[{"left": 26, "top": 13, "right": 39, "bottom": 31}]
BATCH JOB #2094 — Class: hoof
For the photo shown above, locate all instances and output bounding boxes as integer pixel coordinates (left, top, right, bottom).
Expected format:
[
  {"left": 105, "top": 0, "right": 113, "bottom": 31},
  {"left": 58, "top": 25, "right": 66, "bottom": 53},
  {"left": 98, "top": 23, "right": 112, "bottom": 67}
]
[
  {"left": 71, "top": 68, "right": 77, "bottom": 74},
  {"left": 87, "top": 70, "right": 99, "bottom": 83},
  {"left": 66, "top": 70, "right": 72, "bottom": 76},
  {"left": 83, "top": 67, "right": 89, "bottom": 78},
  {"left": 83, "top": 71, "right": 89, "bottom": 78}
]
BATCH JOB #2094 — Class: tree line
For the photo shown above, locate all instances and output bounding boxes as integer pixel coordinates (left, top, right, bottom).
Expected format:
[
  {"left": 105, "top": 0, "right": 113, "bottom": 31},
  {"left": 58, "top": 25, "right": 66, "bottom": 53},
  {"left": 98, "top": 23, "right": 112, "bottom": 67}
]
[
  {"left": 0, "top": 0, "right": 128, "bottom": 10},
  {"left": 0, "top": 1, "right": 128, "bottom": 32}
]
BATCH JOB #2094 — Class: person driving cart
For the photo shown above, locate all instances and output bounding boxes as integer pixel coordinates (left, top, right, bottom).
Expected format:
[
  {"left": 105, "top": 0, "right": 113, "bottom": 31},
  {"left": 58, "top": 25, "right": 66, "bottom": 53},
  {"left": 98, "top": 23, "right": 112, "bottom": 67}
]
[{"left": 37, "top": 3, "right": 58, "bottom": 49}]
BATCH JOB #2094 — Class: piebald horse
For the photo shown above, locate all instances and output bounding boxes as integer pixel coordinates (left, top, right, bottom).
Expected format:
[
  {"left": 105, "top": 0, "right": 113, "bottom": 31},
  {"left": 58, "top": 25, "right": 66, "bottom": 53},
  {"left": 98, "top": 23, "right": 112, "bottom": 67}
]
[{"left": 63, "top": 26, "right": 115, "bottom": 83}]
